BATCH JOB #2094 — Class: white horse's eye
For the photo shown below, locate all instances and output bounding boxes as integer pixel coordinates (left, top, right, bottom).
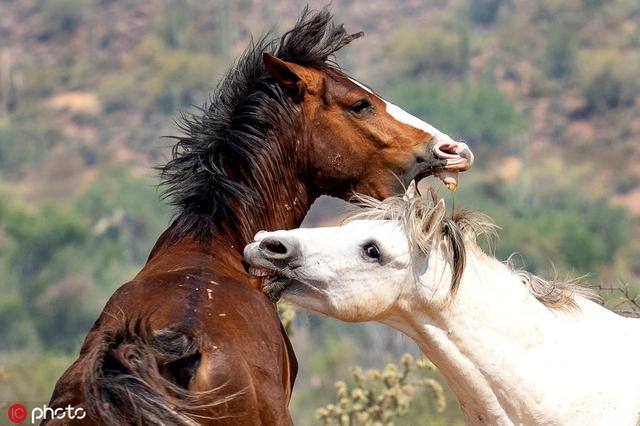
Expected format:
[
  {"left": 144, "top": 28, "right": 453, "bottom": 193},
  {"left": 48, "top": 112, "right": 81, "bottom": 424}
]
[{"left": 363, "top": 242, "right": 381, "bottom": 260}]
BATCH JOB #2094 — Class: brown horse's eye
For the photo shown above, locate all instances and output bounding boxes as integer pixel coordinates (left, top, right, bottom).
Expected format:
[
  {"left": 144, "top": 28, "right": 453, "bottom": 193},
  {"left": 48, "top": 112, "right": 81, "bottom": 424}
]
[
  {"left": 363, "top": 242, "right": 381, "bottom": 260},
  {"left": 350, "top": 99, "right": 373, "bottom": 115}
]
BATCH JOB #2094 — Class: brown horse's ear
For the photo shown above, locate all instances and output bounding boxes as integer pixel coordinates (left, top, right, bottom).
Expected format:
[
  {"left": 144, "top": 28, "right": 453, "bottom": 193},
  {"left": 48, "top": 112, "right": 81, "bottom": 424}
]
[{"left": 263, "top": 53, "right": 311, "bottom": 93}]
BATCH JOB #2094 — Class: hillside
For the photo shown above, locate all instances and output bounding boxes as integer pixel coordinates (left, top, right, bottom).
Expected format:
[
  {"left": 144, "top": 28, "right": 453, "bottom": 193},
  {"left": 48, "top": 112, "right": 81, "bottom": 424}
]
[{"left": 1, "top": 1, "right": 639, "bottom": 424}]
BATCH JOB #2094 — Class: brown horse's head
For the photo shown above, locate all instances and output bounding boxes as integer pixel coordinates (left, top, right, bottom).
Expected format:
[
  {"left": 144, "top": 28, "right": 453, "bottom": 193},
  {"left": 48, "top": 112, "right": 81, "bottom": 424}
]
[
  {"left": 161, "top": 8, "right": 473, "bottom": 246},
  {"left": 263, "top": 54, "right": 473, "bottom": 199}
]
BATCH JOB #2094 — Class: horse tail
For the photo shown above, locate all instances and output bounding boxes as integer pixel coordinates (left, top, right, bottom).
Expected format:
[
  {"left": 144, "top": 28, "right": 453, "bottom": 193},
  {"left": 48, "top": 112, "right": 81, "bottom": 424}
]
[{"left": 82, "top": 319, "right": 234, "bottom": 425}]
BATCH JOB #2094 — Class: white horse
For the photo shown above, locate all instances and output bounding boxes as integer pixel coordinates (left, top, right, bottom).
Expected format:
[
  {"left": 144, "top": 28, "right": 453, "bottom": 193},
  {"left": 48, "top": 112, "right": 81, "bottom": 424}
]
[{"left": 244, "top": 186, "right": 640, "bottom": 426}]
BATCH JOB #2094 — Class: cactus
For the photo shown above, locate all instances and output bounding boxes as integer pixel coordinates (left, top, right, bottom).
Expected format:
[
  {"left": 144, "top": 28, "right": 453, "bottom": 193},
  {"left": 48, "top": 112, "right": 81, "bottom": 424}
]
[{"left": 316, "top": 353, "right": 446, "bottom": 426}]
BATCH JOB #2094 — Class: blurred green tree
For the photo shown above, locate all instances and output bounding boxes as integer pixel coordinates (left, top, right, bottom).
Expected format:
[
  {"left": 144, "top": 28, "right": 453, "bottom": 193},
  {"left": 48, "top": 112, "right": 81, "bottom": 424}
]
[{"left": 390, "top": 81, "right": 526, "bottom": 150}]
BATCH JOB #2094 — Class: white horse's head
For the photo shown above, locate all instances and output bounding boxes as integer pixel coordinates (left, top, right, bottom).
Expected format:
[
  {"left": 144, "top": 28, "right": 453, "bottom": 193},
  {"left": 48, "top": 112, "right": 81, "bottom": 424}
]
[{"left": 243, "top": 186, "right": 465, "bottom": 321}]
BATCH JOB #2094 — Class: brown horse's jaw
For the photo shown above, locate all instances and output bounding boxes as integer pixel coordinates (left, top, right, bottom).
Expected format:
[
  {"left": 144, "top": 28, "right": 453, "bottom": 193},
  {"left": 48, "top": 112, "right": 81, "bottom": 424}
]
[{"left": 437, "top": 171, "right": 460, "bottom": 191}]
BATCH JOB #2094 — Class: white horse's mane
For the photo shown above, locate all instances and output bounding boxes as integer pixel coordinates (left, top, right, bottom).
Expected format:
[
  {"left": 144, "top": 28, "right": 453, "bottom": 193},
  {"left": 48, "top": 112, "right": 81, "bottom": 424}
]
[{"left": 346, "top": 189, "right": 599, "bottom": 311}]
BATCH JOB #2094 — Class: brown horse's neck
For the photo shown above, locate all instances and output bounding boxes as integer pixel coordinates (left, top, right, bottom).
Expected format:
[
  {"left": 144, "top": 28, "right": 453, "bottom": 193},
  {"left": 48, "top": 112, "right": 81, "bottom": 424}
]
[
  {"left": 215, "top": 115, "right": 317, "bottom": 250},
  {"left": 218, "top": 166, "right": 315, "bottom": 251},
  {"left": 146, "top": 120, "right": 318, "bottom": 288}
]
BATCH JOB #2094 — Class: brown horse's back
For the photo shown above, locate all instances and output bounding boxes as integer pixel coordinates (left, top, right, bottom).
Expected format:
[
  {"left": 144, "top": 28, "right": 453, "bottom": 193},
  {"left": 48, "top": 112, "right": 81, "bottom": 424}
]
[{"left": 46, "top": 247, "right": 296, "bottom": 425}]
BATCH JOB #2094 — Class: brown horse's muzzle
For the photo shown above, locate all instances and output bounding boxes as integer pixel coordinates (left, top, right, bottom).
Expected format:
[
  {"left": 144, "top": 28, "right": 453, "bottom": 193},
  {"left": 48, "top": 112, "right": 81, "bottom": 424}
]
[
  {"left": 431, "top": 139, "right": 474, "bottom": 191},
  {"left": 409, "top": 138, "right": 474, "bottom": 191}
]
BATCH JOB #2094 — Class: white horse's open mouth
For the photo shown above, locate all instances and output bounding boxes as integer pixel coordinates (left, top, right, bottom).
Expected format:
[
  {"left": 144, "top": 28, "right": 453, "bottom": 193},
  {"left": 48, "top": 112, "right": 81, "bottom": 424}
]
[{"left": 247, "top": 265, "right": 293, "bottom": 302}]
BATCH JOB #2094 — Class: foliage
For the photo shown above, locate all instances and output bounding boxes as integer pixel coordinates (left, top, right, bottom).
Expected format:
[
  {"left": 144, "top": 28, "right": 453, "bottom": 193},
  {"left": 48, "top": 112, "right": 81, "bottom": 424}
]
[
  {"left": 0, "top": 168, "right": 169, "bottom": 351},
  {"left": 577, "top": 50, "right": 640, "bottom": 112},
  {"left": 278, "top": 303, "right": 296, "bottom": 336},
  {"left": 580, "top": 0, "right": 606, "bottom": 9},
  {"left": 0, "top": 291, "right": 40, "bottom": 348},
  {"left": 0, "top": 108, "right": 65, "bottom": 175},
  {"left": 316, "top": 354, "right": 446, "bottom": 426},
  {"left": 5, "top": 204, "right": 87, "bottom": 297},
  {"left": 456, "top": 179, "right": 630, "bottom": 276},
  {"left": 468, "top": 0, "right": 504, "bottom": 26},
  {"left": 544, "top": 25, "right": 576, "bottom": 79},
  {"left": 40, "top": 0, "right": 89, "bottom": 37},
  {"left": 98, "top": 36, "right": 219, "bottom": 114},
  {"left": 598, "top": 281, "right": 640, "bottom": 318},
  {"left": 390, "top": 81, "right": 526, "bottom": 150},
  {"left": 0, "top": 124, "right": 16, "bottom": 171},
  {"left": 2, "top": 1, "right": 640, "bottom": 424},
  {"left": 0, "top": 199, "right": 92, "bottom": 350},
  {"left": 390, "top": 27, "right": 465, "bottom": 78},
  {"left": 75, "top": 167, "right": 171, "bottom": 265},
  {"left": 0, "top": 351, "right": 77, "bottom": 403}
]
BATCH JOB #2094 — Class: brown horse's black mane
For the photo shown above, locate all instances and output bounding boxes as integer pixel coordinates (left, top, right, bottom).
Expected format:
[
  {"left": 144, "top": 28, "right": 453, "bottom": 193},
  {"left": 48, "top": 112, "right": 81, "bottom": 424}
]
[{"left": 159, "top": 7, "right": 363, "bottom": 241}]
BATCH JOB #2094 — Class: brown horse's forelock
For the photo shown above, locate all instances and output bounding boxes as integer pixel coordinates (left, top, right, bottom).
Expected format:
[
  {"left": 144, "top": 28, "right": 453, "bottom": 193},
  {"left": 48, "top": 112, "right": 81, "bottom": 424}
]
[
  {"left": 83, "top": 319, "right": 245, "bottom": 425},
  {"left": 158, "top": 6, "right": 363, "bottom": 242}
]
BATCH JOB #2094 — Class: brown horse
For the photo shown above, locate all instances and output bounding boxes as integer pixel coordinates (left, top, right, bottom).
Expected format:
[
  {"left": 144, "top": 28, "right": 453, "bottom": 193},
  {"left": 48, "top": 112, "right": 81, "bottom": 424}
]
[{"left": 45, "top": 8, "right": 473, "bottom": 426}]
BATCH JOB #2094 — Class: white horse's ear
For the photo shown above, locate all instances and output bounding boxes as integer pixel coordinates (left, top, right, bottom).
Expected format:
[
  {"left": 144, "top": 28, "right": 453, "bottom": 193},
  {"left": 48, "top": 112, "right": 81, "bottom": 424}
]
[
  {"left": 423, "top": 199, "right": 447, "bottom": 242},
  {"left": 434, "top": 199, "right": 446, "bottom": 219},
  {"left": 403, "top": 180, "right": 418, "bottom": 201}
]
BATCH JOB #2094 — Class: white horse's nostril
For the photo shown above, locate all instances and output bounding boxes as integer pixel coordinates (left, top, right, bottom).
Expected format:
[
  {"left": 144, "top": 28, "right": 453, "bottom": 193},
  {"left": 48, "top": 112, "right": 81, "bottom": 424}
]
[
  {"left": 261, "top": 238, "right": 288, "bottom": 255},
  {"left": 258, "top": 236, "right": 299, "bottom": 260}
]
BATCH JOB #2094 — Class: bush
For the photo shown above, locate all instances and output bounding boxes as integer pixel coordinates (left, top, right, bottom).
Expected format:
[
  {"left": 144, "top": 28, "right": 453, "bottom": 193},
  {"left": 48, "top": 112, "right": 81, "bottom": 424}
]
[
  {"left": 40, "top": 0, "right": 90, "bottom": 37},
  {"left": 97, "top": 74, "right": 138, "bottom": 113},
  {"left": 390, "top": 28, "right": 464, "bottom": 78},
  {"left": 390, "top": 81, "right": 527, "bottom": 150},
  {"left": 0, "top": 107, "right": 66, "bottom": 175},
  {"left": 98, "top": 36, "right": 218, "bottom": 114},
  {"left": 75, "top": 167, "right": 170, "bottom": 264},
  {"left": 456, "top": 181, "right": 629, "bottom": 275},
  {"left": 578, "top": 49, "right": 640, "bottom": 112},
  {"left": 5, "top": 204, "right": 87, "bottom": 290},
  {"left": 581, "top": 0, "right": 606, "bottom": 9},
  {"left": 0, "top": 173, "right": 169, "bottom": 350},
  {"left": 316, "top": 355, "right": 446, "bottom": 426},
  {"left": 0, "top": 125, "right": 16, "bottom": 171},
  {"left": 544, "top": 26, "right": 576, "bottom": 79},
  {"left": 32, "top": 273, "right": 100, "bottom": 351},
  {"left": 0, "top": 196, "right": 92, "bottom": 349},
  {"left": 0, "top": 292, "right": 39, "bottom": 349},
  {"left": 468, "top": 0, "right": 504, "bottom": 26},
  {"left": 0, "top": 351, "right": 78, "bottom": 403}
]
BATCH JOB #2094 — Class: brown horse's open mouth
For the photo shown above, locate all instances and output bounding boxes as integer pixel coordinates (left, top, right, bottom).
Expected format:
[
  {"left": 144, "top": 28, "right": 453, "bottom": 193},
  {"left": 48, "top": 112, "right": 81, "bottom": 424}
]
[
  {"left": 429, "top": 141, "right": 474, "bottom": 192},
  {"left": 409, "top": 140, "right": 474, "bottom": 192}
]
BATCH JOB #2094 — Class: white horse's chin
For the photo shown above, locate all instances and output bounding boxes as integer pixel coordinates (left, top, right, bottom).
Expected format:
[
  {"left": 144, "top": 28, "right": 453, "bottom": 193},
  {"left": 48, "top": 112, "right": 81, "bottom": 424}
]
[{"left": 280, "top": 287, "right": 333, "bottom": 317}]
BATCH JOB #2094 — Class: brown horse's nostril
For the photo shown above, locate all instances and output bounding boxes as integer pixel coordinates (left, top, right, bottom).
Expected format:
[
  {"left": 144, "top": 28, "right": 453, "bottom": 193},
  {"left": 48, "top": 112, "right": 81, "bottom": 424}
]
[{"left": 433, "top": 141, "right": 462, "bottom": 159}]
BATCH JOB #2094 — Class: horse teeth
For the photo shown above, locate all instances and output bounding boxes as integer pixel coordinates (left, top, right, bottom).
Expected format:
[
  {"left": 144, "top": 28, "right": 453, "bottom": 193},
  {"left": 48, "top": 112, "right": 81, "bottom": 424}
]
[
  {"left": 437, "top": 170, "right": 459, "bottom": 192},
  {"left": 249, "top": 267, "right": 272, "bottom": 277}
]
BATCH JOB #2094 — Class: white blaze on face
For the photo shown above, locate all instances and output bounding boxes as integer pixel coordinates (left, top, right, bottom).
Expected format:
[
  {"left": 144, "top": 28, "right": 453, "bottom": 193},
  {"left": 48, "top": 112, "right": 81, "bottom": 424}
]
[
  {"left": 348, "top": 76, "right": 468, "bottom": 191},
  {"left": 347, "top": 77, "right": 444, "bottom": 139}
]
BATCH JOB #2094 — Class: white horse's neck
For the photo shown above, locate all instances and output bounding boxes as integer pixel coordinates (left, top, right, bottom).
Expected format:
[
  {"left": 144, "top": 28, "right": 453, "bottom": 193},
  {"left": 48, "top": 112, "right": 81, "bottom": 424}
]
[{"left": 385, "top": 244, "right": 640, "bottom": 426}]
